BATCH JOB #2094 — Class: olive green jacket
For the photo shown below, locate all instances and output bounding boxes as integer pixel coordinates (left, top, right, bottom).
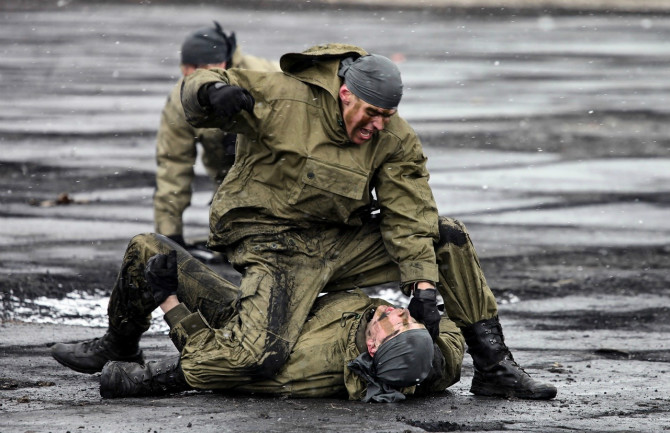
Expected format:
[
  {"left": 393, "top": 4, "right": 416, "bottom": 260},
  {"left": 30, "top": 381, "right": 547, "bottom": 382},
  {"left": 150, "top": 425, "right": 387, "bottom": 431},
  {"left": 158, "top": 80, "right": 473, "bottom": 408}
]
[
  {"left": 166, "top": 289, "right": 464, "bottom": 399},
  {"left": 154, "top": 48, "right": 279, "bottom": 238},
  {"left": 181, "top": 43, "right": 440, "bottom": 285}
]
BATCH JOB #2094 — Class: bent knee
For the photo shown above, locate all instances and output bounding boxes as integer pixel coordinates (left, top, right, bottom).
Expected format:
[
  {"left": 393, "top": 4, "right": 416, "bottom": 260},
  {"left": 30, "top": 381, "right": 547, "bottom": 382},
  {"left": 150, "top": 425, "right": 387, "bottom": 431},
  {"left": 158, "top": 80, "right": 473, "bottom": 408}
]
[
  {"left": 129, "top": 232, "right": 156, "bottom": 246},
  {"left": 125, "top": 233, "right": 160, "bottom": 255}
]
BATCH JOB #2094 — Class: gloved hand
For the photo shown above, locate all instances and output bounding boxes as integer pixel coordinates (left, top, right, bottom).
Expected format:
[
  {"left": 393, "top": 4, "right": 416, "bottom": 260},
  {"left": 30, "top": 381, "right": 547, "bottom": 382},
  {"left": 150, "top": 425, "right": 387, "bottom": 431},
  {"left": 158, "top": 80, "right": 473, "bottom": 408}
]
[
  {"left": 206, "top": 82, "right": 255, "bottom": 119},
  {"left": 408, "top": 288, "right": 441, "bottom": 341},
  {"left": 144, "top": 250, "right": 179, "bottom": 306}
]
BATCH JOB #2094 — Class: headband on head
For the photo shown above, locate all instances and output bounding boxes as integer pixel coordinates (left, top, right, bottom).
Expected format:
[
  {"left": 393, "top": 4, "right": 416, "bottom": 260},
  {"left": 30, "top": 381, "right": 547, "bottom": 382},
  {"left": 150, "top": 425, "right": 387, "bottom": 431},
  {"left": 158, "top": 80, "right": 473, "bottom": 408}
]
[
  {"left": 338, "top": 54, "right": 403, "bottom": 109},
  {"left": 348, "top": 328, "right": 434, "bottom": 403}
]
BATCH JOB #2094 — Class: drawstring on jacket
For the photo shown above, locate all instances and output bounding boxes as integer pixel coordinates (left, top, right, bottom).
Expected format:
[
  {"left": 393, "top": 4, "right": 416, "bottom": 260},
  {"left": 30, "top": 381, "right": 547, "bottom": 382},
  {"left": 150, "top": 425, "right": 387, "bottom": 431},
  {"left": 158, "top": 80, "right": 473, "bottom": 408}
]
[{"left": 340, "top": 312, "right": 360, "bottom": 327}]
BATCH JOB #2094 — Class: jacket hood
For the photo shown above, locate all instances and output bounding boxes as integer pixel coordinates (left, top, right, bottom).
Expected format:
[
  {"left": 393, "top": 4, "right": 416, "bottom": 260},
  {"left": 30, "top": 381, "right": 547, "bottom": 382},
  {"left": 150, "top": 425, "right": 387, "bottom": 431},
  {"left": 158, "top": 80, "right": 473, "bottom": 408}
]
[{"left": 280, "top": 43, "right": 368, "bottom": 100}]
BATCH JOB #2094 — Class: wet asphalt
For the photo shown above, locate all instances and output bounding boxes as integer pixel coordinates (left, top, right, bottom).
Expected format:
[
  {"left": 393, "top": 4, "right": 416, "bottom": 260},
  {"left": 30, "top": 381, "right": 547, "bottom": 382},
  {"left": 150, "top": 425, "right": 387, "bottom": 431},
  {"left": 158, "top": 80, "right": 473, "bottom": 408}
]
[{"left": 1, "top": 1, "right": 669, "bottom": 432}]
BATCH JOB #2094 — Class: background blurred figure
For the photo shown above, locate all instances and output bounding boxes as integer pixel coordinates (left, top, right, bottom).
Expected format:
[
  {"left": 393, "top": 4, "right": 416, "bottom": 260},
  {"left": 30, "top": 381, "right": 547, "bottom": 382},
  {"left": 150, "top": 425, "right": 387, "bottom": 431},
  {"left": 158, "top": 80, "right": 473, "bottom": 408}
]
[{"left": 153, "top": 21, "right": 278, "bottom": 256}]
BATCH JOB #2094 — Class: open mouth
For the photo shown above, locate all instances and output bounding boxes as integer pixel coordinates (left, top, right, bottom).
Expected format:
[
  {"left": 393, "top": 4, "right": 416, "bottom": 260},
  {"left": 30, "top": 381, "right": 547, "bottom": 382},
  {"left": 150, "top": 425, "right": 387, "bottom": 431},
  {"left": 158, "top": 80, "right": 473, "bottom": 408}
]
[{"left": 358, "top": 128, "right": 374, "bottom": 141}]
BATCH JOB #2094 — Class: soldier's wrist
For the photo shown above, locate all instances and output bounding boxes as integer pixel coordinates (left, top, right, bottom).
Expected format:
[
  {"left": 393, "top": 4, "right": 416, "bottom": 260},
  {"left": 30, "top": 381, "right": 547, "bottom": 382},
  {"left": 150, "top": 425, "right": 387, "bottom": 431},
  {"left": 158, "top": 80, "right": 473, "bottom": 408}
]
[
  {"left": 412, "top": 287, "right": 437, "bottom": 301},
  {"left": 406, "top": 281, "right": 437, "bottom": 299}
]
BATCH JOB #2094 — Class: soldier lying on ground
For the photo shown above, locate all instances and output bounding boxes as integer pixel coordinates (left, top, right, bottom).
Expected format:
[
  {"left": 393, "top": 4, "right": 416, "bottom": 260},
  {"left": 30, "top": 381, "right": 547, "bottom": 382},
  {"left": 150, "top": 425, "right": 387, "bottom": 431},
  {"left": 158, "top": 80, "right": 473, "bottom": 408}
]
[
  {"left": 52, "top": 44, "right": 557, "bottom": 400},
  {"left": 153, "top": 21, "right": 278, "bottom": 250},
  {"left": 54, "top": 234, "right": 464, "bottom": 402}
]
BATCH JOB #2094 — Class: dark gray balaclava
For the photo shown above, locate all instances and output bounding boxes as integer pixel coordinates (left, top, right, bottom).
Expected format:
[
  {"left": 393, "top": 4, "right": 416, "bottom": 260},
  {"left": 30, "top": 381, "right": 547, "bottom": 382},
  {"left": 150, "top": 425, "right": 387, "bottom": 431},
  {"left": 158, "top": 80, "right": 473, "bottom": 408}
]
[
  {"left": 337, "top": 54, "right": 403, "bottom": 109},
  {"left": 348, "top": 328, "right": 434, "bottom": 403},
  {"left": 181, "top": 21, "right": 237, "bottom": 66}
]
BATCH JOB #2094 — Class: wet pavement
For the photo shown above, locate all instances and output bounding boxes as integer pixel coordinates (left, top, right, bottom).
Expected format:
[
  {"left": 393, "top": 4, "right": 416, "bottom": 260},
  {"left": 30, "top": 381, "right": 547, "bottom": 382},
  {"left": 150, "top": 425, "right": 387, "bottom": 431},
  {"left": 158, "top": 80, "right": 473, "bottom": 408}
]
[{"left": 1, "top": 1, "right": 670, "bottom": 432}]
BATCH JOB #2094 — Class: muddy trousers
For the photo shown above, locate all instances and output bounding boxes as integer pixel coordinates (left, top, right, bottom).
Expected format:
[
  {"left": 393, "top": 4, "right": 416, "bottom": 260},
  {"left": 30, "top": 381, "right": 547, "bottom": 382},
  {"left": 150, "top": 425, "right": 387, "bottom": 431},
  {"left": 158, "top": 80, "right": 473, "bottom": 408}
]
[{"left": 106, "top": 216, "right": 497, "bottom": 388}]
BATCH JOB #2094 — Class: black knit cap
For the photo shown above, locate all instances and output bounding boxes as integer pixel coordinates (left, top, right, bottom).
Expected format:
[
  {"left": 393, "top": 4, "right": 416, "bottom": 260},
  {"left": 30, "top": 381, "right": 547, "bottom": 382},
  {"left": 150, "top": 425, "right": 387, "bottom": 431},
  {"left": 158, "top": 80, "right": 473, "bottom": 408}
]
[{"left": 180, "top": 21, "right": 237, "bottom": 66}]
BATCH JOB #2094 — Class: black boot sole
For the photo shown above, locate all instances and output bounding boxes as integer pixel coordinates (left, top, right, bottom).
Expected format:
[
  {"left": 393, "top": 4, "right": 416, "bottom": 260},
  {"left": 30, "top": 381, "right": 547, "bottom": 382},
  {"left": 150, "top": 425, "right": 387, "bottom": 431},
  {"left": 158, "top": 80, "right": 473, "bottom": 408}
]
[
  {"left": 51, "top": 344, "right": 144, "bottom": 374},
  {"left": 471, "top": 379, "right": 557, "bottom": 400},
  {"left": 52, "top": 350, "right": 106, "bottom": 374}
]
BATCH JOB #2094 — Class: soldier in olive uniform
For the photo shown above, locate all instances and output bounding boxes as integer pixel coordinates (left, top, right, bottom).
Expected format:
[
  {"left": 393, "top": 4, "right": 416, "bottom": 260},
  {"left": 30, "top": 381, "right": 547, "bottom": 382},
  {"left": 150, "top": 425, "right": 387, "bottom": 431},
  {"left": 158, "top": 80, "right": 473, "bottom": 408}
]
[
  {"left": 154, "top": 21, "right": 278, "bottom": 248},
  {"left": 54, "top": 233, "right": 463, "bottom": 402},
  {"left": 52, "top": 44, "right": 557, "bottom": 400}
]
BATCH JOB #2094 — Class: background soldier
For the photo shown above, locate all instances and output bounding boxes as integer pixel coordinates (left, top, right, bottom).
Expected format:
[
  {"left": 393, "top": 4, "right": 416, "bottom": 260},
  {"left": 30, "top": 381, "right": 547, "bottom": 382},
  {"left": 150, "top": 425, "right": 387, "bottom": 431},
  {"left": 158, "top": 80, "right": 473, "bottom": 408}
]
[{"left": 153, "top": 21, "right": 278, "bottom": 252}]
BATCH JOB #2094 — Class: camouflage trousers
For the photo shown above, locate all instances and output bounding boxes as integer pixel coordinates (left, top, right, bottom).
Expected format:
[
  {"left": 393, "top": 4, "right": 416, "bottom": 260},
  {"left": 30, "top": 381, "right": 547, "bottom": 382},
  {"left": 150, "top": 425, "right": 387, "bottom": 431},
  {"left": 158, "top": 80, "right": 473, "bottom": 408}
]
[{"left": 107, "top": 216, "right": 497, "bottom": 383}]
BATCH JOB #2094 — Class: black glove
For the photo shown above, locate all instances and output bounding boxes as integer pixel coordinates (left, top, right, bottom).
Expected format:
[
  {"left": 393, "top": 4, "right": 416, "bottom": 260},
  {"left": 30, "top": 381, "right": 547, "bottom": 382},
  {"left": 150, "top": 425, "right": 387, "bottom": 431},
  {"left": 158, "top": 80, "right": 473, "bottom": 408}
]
[
  {"left": 408, "top": 288, "right": 441, "bottom": 341},
  {"left": 144, "top": 250, "right": 179, "bottom": 306},
  {"left": 206, "top": 82, "right": 255, "bottom": 119}
]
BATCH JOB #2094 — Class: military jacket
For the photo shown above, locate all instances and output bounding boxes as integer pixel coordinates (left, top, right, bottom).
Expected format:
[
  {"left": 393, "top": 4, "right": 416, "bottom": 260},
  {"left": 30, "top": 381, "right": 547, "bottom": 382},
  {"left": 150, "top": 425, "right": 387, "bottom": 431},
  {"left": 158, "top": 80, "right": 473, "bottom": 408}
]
[
  {"left": 154, "top": 49, "right": 279, "bottom": 237},
  {"left": 181, "top": 43, "right": 440, "bottom": 285}
]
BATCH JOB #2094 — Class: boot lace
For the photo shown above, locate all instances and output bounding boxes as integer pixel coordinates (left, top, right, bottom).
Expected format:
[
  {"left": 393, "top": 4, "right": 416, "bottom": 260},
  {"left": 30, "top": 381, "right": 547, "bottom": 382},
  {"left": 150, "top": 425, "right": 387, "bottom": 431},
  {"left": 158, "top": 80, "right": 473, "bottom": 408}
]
[
  {"left": 483, "top": 325, "right": 530, "bottom": 376},
  {"left": 482, "top": 321, "right": 509, "bottom": 356}
]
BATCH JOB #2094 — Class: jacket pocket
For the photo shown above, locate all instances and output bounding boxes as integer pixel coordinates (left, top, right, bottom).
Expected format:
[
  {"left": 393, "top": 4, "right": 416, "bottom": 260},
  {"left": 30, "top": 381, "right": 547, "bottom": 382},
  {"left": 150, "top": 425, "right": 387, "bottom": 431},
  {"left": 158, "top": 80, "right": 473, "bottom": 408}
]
[{"left": 288, "top": 158, "right": 368, "bottom": 222}]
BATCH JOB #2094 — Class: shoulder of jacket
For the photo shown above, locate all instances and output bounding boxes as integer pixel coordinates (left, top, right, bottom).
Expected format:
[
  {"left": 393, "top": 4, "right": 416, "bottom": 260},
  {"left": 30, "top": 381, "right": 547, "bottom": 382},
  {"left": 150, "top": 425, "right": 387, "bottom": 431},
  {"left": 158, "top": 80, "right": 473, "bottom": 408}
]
[
  {"left": 228, "top": 68, "right": 318, "bottom": 105},
  {"left": 235, "top": 51, "right": 280, "bottom": 73},
  {"left": 376, "top": 115, "right": 416, "bottom": 145}
]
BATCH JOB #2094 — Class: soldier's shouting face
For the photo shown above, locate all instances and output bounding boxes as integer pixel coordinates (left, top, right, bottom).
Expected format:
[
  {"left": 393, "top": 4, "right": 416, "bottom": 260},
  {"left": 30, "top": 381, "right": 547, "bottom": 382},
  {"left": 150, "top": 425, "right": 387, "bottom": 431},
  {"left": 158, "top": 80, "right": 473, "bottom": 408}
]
[{"left": 339, "top": 85, "right": 396, "bottom": 145}]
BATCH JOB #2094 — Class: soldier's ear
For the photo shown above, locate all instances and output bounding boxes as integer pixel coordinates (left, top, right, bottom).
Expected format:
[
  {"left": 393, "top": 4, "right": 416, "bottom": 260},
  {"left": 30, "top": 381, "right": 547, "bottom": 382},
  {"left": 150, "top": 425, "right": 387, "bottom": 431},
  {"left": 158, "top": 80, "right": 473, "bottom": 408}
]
[
  {"left": 339, "top": 84, "right": 353, "bottom": 106},
  {"left": 366, "top": 337, "right": 377, "bottom": 357}
]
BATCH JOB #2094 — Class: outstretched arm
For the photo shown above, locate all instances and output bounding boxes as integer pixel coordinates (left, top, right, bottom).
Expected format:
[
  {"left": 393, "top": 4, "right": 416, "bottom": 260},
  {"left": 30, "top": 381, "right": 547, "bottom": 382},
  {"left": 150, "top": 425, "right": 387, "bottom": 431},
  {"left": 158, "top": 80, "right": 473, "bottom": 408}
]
[{"left": 180, "top": 68, "right": 256, "bottom": 131}]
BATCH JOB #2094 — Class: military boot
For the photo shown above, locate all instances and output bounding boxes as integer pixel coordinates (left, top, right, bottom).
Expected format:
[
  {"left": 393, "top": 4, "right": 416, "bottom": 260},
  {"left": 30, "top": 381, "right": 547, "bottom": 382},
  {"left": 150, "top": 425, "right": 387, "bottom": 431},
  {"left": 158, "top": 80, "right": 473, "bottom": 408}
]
[
  {"left": 99, "top": 356, "right": 191, "bottom": 398},
  {"left": 51, "top": 331, "right": 144, "bottom": 374},
  {"left": 462, "top": 316, "right": 557, "bottom": 400}
]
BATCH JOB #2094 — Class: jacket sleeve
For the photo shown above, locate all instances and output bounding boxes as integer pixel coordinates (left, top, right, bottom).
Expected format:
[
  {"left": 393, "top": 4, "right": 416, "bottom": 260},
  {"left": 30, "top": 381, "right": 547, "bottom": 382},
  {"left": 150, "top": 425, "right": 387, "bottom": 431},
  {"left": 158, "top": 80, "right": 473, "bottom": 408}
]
[
  {"left": 180, "top": 68, "right": 262, "bottom": 136},
  {"left": 375, "top": 123, "right": 440, "bottom": 288},
  {"left": 153, "top": 82, "right": 198, "bottom": 237},
  {"left": 163, "top": 302, "right": 210, "bottom": 353}
]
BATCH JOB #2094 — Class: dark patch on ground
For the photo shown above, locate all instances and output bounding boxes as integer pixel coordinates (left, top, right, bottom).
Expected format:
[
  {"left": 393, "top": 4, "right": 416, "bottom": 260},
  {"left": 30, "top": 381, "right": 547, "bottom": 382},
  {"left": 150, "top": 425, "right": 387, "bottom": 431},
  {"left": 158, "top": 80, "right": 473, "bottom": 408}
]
[
  {"left": 592, "top": 348, "right": 670, "bottom": 363},
  {"left": 398, "top": 416, "right": 510, "bottom": 432},
  {"left": 0, "top": 378, "right": 55, "bottom": 391},
  {"left": 420, "top": 112, "right": 670, "bottom": 159},
  {"left": 0, "top": 238, "right": 235, "bottom": 303},
  {"left": 1, "top": 267, "right": 116, "bottom": 302},
  {"left": 517, "top": 307, "right": 670, "bottom": 333},
  {"left": 0, "top": 239, "right": 125, "bottom": 310},
  {"left": 481, "top": 245, "right": 670, "bottom": 301},
  {"left": 0, "top": 160, "right": 155, "bottom": 202}
]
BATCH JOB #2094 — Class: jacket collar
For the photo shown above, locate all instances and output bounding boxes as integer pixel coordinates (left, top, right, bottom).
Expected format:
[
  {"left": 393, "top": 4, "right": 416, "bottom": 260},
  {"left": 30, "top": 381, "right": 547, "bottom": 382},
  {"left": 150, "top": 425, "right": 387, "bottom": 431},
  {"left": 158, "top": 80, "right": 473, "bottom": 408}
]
[
  {"left": 280, "top": 43, "right": 368, "bottom": 102},
  {"left": 355, "top": 306, "right": 376, "bottom": 354}
]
